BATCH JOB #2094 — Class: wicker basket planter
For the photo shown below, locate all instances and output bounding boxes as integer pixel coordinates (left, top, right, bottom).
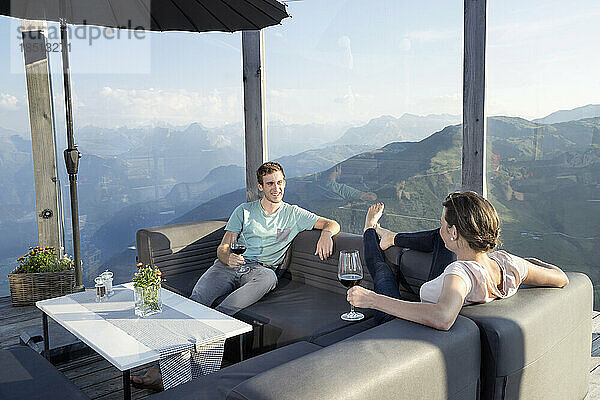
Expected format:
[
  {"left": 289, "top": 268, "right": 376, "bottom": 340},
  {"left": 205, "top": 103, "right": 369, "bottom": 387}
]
[{"left": 8, "top": 269, "right": 75, "bottom": 306}]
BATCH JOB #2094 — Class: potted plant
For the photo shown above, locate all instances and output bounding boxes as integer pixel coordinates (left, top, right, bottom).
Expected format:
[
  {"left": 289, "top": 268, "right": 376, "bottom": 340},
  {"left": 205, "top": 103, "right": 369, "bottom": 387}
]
[
  {"left": 8, "top": 246, "right": 75, "bottom": 306},
  {"left": 133, "top": 263, "right": 163, "bottom": 317}
]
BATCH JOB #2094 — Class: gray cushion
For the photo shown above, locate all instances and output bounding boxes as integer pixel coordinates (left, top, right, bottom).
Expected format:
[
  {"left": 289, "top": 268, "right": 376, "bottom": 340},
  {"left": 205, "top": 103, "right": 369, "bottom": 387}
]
[
  {"left": 239, "top": 278, "right": 373, "bottom": 351},
  {"left": 0, "top": 346, "right": 89, "bottom": 400},
  {"left": 309, "top": 317, "right": 378, "bottom": 347},
  {"left": 282, "top": 230, "right": 374, "bottom": 295},
  {"left": 150, "top": 341, "right": 321, "bottom": 400},
  {"left": 397, "top": 248, "right": 432, "bottom": 299},
  {"left": 161, "top": 269, "right": 204, "bottom": 297},
  {"left": 137, "top": 220, "right": 227, "bottom": 283},
  {"left": 228, "top": 316, "right": 481, "bottom": 400},
  {"left": 459, "top": 272, "right": 592, "bottom": 400}
]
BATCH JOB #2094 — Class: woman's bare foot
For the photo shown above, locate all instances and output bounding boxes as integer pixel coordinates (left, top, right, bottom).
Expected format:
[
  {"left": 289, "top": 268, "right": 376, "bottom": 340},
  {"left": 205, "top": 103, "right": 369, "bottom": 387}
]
[
  {"left": 364, "top": 203, "right": 384, "bottom": 232},
  {"left": 131, "top": 367, "right": 164, "bottom": 392},
  {"left": 375, "top": 224, "right": 397, "bottom": 251}
]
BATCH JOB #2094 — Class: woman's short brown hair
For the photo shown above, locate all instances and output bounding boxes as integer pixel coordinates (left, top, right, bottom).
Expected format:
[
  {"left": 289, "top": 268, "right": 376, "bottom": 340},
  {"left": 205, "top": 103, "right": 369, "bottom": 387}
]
[
  {"left": 442, "top": 191, "right": 501, "bottom": 252},
  {"left": 256, "top": 162, "right": 285, "bottom": 185}
]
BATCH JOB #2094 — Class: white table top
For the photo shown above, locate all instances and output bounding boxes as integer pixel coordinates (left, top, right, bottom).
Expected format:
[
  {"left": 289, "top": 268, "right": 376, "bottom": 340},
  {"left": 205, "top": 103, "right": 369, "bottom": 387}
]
[{"left": 36, "top": 283, "right": 252, "bottom": 371}]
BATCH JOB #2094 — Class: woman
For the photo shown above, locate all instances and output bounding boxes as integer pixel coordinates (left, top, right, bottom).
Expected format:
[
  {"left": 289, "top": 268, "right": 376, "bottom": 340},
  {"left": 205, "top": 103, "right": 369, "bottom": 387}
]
[{"left": 348, "top": 191, "right": 569, "bottom": 331}]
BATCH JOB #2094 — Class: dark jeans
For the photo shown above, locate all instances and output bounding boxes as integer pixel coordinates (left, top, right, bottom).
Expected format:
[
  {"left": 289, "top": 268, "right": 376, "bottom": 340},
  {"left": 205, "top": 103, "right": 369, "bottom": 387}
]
[{"left": 363, "top": 228, "right": 456, "bottom": 325}]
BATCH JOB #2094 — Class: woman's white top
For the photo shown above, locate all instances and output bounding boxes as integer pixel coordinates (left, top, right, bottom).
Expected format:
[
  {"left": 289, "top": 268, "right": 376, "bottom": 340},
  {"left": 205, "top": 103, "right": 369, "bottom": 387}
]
[{"left": 419, "top": 250, "right": 530, "bottom": 305}]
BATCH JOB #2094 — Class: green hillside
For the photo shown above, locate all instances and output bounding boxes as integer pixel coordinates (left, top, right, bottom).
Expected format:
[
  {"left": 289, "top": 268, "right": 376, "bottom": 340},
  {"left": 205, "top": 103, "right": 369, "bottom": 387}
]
[{"left": 175, "top": 116, "right": 600, "bottom": 304}]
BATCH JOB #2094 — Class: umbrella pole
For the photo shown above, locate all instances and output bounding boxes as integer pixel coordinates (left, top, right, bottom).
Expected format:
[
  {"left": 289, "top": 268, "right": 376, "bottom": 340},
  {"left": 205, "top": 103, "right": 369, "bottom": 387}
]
[{"left": 60, "top": 18, "right": 84, "bottom": 291}]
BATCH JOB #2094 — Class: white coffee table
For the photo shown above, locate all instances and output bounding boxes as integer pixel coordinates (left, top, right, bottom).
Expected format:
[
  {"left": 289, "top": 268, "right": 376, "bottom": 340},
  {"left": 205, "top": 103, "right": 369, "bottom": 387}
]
[{"left": 36, "top": 283, "right": 252, "bottom": 400}]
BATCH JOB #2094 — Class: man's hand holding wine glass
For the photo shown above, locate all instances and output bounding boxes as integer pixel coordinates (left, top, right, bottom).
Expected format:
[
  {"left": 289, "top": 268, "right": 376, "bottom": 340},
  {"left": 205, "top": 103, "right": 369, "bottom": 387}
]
[
  {"left": 227, "top": 251, "right": 245, "bottom": 268},
  {"left": 347, "top": 286, "right": 378, "bottom": 309}
]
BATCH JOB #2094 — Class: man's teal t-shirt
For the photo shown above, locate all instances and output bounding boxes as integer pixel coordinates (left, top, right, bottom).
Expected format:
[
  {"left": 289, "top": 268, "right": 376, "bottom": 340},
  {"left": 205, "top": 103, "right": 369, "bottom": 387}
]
[{"left": 225, "top": 200, "right": 319, "bottom": 267}]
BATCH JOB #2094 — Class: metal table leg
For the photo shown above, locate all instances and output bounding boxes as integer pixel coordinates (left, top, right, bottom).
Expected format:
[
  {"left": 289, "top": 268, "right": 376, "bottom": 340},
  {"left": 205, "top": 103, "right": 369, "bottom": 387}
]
[
  {"left": 42, "top": 313, "right": 49, "bottom": 359},
  {"left": 123, "top": 370, "right": 131, "bottom": 400},
  {"left": 239, "top": 335, "right": 244, "bottom": 361}
]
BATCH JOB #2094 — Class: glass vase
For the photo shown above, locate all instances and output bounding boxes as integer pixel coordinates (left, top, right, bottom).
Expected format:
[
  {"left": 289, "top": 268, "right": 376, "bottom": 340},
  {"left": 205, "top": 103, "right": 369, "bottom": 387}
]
[{"left": 134, "top": 284, "right": 162, "bottom": 317}]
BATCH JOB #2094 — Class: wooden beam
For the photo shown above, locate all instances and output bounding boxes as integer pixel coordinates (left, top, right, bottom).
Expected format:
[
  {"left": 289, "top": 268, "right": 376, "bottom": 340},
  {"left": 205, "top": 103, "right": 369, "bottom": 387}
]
[
  {"left": 242, "top": 30, "right": 268, "bottom": 202},
  {"left": 21, "top": 20, "right": 64, "bottom": 252},
  {"left": 462, "top": 0, "right": 487, "bottom": 196}
]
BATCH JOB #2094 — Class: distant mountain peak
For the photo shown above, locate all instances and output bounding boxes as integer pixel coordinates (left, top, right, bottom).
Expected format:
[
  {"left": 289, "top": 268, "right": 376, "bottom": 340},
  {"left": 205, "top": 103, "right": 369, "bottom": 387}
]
[
  {"left": 185, "top": 122, "right": 207, "bottom": 131},
  {"left": 334, "top": 113, "right": 461, "bottom": 147},
  {"left": 534, "top": 104, "right": 600, "bottom": 124}
]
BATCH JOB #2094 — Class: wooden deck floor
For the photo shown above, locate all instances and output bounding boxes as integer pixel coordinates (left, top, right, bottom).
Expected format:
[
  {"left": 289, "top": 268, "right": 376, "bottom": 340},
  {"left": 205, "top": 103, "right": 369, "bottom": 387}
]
[
  {"left": 2, "top": 295, "right": 600, "bottom": 399},
  {"left": 0, "top": 296, "right": 155, "bottom": 400}
]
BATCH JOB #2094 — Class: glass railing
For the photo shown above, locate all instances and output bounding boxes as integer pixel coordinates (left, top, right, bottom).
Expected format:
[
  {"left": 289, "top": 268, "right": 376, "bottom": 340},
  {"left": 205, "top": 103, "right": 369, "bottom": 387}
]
[
  {"left": 264, "top": 0, "right": 463, "bottom": 235},
  {"left": 487, "top": 0, "right": 600, "bottom": 306}
]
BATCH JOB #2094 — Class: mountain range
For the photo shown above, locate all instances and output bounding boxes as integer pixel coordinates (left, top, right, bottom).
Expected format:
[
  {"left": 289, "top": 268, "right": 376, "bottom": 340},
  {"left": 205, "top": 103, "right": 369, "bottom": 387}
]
[
  {"left": 155, "top": 115, "right": 600, "bottom": 304},
  {"left": 334, "top": 113, "right": 460, "bottom": 147},
  {"left": 1, "top": 106, "right": 599, "bottom": 300},
  {"left": 533, "top": 104, "right": 600, "bottom": 124}
]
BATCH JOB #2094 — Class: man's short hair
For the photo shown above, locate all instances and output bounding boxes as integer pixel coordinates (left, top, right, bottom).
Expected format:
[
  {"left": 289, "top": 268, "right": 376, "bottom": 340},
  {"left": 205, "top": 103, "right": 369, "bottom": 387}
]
[{"left": 257, "top": 162, "right": 285, "bottom": 185}]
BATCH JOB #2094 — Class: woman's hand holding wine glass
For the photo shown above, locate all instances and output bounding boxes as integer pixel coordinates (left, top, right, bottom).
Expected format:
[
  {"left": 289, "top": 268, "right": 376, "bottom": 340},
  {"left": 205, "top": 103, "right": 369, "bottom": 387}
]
[
  {"left": 347, "top": 285, "right": 378, "bottom": 309},
  {"left": 338, "top": 250, "right": 365, "bottom": 321}
]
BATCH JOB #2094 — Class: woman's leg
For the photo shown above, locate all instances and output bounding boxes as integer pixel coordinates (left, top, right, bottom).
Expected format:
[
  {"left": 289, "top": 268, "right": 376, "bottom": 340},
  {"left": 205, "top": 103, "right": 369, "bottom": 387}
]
[{"left": 363, "top": 228, "right": 399, "bottom": 325}]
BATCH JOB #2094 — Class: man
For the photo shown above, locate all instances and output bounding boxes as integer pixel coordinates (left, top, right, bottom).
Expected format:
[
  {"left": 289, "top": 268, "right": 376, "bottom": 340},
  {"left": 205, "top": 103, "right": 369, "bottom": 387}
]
[
  {"left": 132, "top": 161, "right": 340, "bottom": 391},
  {"left": 189, "top": 161, "right": 340, "bottom": 316}
]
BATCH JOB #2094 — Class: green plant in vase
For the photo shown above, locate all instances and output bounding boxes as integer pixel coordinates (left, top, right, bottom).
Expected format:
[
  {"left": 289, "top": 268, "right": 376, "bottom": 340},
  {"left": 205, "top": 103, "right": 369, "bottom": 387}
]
[{"left": 133, "top": 263, "right": 163, "bottom": 317}]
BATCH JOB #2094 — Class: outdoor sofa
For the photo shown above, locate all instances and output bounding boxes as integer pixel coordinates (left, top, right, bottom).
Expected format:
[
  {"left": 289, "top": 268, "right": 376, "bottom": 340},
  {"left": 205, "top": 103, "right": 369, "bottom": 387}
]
[{"left": 135, "top": 220, "right": 592, "bottom": 400}]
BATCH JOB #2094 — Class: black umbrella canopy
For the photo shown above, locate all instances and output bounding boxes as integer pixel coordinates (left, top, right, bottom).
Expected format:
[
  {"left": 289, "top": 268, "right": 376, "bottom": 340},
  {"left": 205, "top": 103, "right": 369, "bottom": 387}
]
[{"left": 0, "top": 0, "right": 289, "bottom": 33}]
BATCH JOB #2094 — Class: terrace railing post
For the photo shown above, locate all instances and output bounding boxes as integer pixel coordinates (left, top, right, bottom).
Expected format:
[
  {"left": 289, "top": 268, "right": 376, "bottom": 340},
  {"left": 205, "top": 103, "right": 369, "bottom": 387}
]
[
  {"left": 462, "top": 0, "right": 487, "bottom": 196},
  {"left": 21, "top": 20, "right": 64, "bottom": 254},
  {"left": 242, "top": 30, "right": 268, "bottom": 202}
]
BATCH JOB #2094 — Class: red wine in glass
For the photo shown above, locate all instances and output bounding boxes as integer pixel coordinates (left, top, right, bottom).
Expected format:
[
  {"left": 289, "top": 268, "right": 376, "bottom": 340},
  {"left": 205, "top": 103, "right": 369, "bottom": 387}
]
[
  {"left": 232, "top": 233, "right": 250, "bottom": 273},
  {"left": 230, "top": 244, "right": 246, "bottom": 255},
  {"left": 339, "top": 273, "right": 362, "bottom": 288}
]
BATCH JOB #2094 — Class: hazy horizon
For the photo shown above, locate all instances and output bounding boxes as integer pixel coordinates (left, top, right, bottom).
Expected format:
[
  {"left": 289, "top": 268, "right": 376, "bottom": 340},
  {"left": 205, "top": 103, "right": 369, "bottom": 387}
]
[{"left": 1, "top": 0, "right": 599, "bottom": 133}]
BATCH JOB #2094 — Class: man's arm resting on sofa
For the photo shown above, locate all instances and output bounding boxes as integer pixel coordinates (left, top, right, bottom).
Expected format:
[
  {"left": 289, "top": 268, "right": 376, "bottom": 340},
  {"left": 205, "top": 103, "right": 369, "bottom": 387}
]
[
  {"left": 217, "top": 230, "right": 245, "bottom": 268},
  {"left": 313, "top": 217, "right": 340, "bottom": 260}
]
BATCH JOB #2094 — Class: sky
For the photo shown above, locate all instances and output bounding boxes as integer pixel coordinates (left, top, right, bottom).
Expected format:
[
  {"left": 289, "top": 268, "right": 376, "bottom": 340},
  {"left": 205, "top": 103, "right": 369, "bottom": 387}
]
[{"left": 0, "top": 0, "right": 599, "bottom": 133}]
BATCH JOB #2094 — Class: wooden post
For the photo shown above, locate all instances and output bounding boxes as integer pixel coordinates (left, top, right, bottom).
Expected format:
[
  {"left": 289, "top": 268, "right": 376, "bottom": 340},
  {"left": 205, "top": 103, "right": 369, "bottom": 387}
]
[
  {"left": 242, "top": 30, "right": 267, "bottom": 202},
  {"left": 462, "top": 0, "right": 487, "bottom": 197},
  {"left": 21, "top": 20, "right": 64, "bottom": 253}
]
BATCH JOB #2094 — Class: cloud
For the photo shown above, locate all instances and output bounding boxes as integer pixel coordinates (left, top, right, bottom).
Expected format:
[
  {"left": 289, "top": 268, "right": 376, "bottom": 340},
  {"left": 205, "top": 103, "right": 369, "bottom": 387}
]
[
  {"left": 433, "top": 93, "right": 461, "bottom": 101},
  {"left": 82, "top": 87, "right": 242, "bottom": 127},
  {"left": 398, "top": 37, "right": 411, "bottom": 51},
  {"left": 0, "top": 93, "right": 19, "bottom": 110},
  {"left": 408, "top": 29, "right": 459, "bottom": 42},
  {"left": 334, "top": 85, "right": 360, "bottom": 106},
  {"left": 490, "top": 11, "right": 600, "bottom": 40}
]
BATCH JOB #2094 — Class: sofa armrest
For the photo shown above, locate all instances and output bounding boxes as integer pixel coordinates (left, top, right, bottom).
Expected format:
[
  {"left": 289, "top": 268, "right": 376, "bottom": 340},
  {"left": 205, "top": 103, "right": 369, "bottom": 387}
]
[
  {"left": 284, "top": 230, "right": 374, "bottom": 294},
  {"left": 136, "top": 220, "right": 227, "bottom": 295},
  {"left": 227, "top": 316, "right": 480, "bottom": 400},
  {"left": 136, "top": 220, "right": 227, "bottom": 264}
]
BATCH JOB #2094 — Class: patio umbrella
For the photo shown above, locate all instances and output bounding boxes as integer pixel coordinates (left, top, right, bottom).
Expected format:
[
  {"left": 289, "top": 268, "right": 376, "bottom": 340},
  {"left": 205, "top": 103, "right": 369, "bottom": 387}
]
[
  {"left": 1, "top": 0, "right": 289, "bottom": 33},
  {"left": 0, "top": 0, "right": 289, "bottom": 290}
]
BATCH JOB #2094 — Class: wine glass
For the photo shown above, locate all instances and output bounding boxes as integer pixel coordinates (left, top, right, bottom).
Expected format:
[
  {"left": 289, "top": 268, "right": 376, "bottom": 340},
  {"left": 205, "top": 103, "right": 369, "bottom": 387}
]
[
  {"left": 338, "top": 250, "right": 364, "bottom": 321},
  {"left": 231, "top": 233, "right": 249, "bottom": 274}
]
